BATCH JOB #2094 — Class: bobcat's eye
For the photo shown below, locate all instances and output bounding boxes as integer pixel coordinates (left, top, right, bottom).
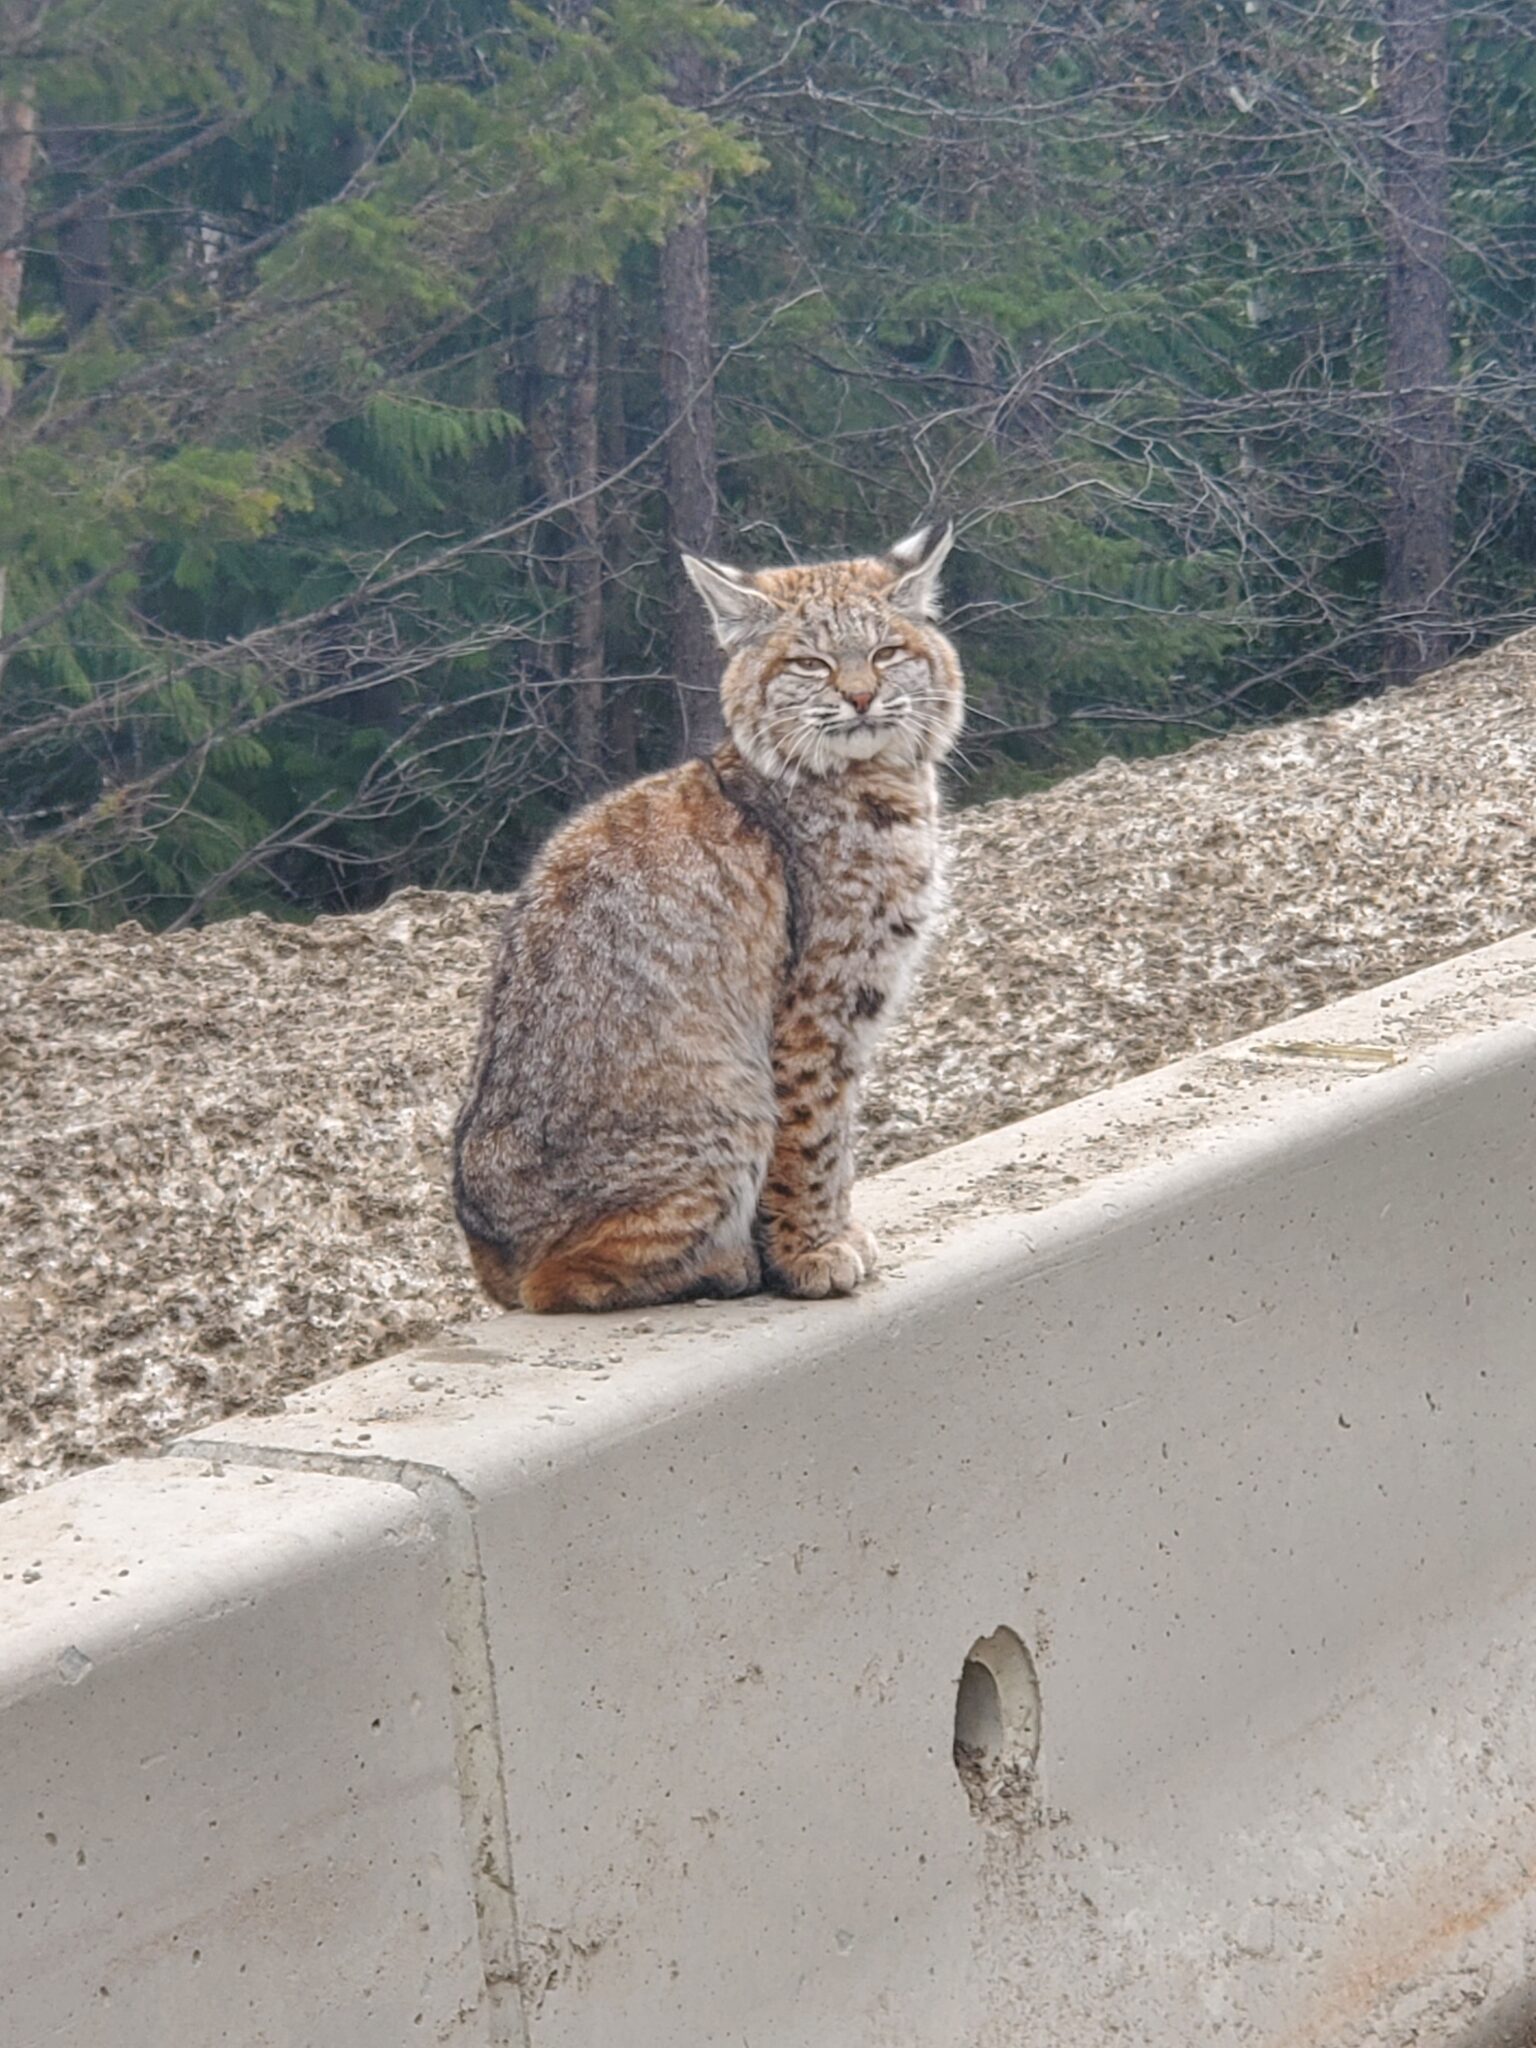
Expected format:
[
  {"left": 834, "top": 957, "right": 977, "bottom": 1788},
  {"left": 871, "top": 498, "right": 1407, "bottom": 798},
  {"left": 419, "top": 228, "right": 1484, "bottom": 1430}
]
[
  {"left": 872, "top": 644, "right": 904, "bottom": 666},
  {"left": 786, "top": 654, "right": 832, "bottom": 677}
]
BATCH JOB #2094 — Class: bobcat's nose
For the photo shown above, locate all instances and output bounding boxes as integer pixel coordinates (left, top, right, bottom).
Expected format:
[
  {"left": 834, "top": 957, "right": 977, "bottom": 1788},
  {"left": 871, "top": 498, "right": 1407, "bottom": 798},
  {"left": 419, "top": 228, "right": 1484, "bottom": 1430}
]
[{"left": 845, "top": 689, "right": 876, "bottom": 716}]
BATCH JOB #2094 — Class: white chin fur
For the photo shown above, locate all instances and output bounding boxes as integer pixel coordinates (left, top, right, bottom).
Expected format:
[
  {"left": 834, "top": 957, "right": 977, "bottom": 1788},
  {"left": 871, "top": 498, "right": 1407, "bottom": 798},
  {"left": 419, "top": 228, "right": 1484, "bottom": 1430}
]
[
  {"left": 736, "top": 716, "right": 932, "bottom": 779},
  {"left": 825, "top": 724, "right": 889, "bottom": 762}
]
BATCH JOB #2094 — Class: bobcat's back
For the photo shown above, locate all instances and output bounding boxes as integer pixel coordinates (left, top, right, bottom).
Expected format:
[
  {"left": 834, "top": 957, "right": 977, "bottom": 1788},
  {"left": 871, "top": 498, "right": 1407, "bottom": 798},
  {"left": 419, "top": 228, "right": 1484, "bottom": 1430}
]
[{"left": 452, "top": 757, "right": 788, "bottom": 1301}]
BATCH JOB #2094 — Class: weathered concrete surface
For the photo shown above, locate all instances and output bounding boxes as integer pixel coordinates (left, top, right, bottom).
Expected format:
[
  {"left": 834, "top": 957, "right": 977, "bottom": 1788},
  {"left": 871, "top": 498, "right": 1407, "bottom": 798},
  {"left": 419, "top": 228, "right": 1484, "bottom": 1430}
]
[
  {"left": 168, "top": 932, "right": 1536, "bottom": 2046},
  {"left": 0, "top": 1460, "right": 490, "bottom": 2047}
]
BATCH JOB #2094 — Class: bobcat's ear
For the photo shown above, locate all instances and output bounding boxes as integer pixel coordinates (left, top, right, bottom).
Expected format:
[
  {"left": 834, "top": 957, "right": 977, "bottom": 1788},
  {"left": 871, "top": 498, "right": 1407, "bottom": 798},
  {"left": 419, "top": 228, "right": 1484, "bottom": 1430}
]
[
  {"left": 885, "top": 520, "right": 955, "bottom": 621},
  {"left": 681, "top": 553, "right": 782, "bottom": 650}
]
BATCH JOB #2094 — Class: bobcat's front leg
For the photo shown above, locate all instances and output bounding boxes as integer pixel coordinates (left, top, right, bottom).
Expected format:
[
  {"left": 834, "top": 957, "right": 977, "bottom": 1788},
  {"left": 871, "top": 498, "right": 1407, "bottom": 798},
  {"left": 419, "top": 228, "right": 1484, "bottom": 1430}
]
[{"left": 759, "top": 1003, "right": 878, "bottom": 1299}]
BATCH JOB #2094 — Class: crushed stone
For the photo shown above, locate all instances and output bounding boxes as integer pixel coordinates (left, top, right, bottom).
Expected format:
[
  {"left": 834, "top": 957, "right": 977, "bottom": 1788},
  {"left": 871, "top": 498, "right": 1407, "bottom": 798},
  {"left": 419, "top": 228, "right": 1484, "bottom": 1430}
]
[{"left": 4, "top": 630, "right": 1535, "bottom": 1496}]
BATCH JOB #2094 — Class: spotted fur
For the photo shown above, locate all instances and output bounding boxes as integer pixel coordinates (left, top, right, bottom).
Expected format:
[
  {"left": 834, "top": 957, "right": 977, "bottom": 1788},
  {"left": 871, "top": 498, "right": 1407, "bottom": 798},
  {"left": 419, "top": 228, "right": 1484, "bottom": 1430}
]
[{"left": 452, "top": 523, "right": 964, "bottom": 1310}]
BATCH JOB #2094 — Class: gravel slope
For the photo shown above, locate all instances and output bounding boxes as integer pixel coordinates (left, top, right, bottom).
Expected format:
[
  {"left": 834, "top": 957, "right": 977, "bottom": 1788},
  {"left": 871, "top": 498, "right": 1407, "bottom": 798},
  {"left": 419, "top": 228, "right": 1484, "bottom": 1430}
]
[{"left": 5, "top": 630, "right": 1535, "bottom": 1495}]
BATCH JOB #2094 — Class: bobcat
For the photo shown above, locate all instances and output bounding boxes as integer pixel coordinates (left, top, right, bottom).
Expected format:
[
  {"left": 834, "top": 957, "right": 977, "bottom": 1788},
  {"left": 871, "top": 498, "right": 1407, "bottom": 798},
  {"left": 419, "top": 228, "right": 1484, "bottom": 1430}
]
[{"left": 452, "top": 522, "right": 964, "bottom": 1311}]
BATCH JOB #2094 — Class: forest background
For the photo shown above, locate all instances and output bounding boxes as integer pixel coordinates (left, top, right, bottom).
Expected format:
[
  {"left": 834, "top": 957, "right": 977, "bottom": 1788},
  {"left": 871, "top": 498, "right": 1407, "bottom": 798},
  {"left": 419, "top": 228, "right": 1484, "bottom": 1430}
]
[{"left": 0, "top": 0, "right": 1529, "bottom": 930}]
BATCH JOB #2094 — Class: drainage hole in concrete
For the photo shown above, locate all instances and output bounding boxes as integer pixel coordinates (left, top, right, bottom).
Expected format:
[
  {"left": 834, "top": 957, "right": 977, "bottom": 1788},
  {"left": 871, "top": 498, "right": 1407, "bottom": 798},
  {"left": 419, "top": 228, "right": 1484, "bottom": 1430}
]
[{"left": 954, "top": 1626, "right": 1040, "bottom": 1816}]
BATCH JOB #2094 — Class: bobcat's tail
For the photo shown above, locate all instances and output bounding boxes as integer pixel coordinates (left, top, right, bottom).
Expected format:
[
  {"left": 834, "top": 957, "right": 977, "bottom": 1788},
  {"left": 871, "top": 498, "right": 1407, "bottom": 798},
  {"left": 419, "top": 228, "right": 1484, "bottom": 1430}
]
[
  {"left": 462, "top": 1231, "right": 523, "bottom": 1308},
  {"left": 451, "top": 1139, "right": 526, "bottom": 1308}
]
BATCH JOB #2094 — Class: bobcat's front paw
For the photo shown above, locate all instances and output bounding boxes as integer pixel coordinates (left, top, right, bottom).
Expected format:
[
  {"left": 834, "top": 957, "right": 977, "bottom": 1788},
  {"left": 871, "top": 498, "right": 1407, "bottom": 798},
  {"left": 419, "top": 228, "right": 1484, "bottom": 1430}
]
[
  {"left": 843, "top": 1219, "right": 880, "bottom": 1276},
  {"left": 771, "top": 1238, "right": 867, "bottom": 1299}
]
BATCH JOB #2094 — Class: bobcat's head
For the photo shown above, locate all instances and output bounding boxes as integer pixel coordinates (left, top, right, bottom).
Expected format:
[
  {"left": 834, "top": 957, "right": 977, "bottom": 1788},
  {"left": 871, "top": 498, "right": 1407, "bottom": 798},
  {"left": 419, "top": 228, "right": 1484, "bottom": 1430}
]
[{"left": 682, "top": 525, "right": 964, "bottom": 780}]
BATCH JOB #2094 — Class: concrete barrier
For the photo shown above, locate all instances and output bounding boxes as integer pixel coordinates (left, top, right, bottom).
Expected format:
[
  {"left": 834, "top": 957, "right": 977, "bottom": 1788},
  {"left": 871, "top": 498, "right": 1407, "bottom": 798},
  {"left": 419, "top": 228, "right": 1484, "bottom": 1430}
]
[
  {"left": 4, "top": 931, "right": 1536, "bottom": 2045},
  {"left": 0, "top": 1460, "right": 491, "bottom": 2045}
]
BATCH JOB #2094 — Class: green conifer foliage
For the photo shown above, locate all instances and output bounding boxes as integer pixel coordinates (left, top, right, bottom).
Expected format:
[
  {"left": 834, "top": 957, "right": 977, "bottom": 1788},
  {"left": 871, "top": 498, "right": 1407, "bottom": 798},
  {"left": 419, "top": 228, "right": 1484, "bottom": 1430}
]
[{"left": 1, "top": 0, "right": 1534, "bottom": 926}]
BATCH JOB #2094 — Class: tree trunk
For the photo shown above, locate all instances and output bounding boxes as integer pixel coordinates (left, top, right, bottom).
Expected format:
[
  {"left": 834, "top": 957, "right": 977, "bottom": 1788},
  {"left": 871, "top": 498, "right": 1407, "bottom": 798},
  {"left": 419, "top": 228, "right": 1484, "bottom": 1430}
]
[
  {"left": 1380, "top": 0, "right": 1455, "bottom": 687},
  {"left": 48, "top": 129, "right": 111, "bottom": 337},
  {"left": 58, "top": 194, "right": 111, "bottom": 335},
  {"left": 0, "top": 73, "right": 37, "bottom": 667},
  {"left": 0, "top": 85, "right": 34, "bottom": 420},
  {"left": 597, "top": 283, "right": 639, "bottom": 779},
  {"left": 529, "top": 281, "right": 569, "bottom": 532},
  {"left": 531, "top": 277, "right": 607, "bottom": 795},
  {"left": 659, "top": 51, "right": 722, "bottom": 754},
  {"left": 954, "top": 0, "right": 999, "bottom": 405},
  {"left": 565, "top": 275, "right": 605, "bottom": 793}
]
